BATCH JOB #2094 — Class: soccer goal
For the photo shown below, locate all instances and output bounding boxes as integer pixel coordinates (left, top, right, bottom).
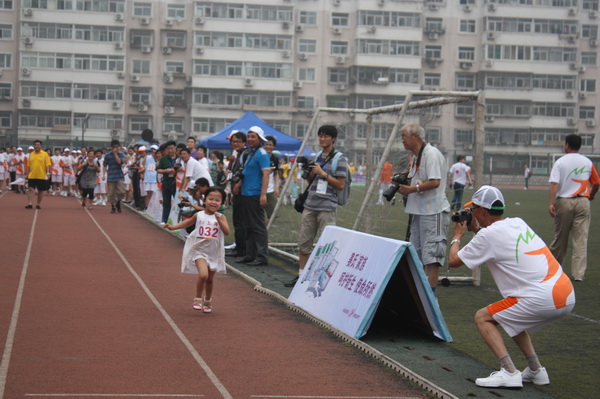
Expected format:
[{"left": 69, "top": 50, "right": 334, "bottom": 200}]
[{"left": 267, "top": 90, "right": 485, "bottom": 285}]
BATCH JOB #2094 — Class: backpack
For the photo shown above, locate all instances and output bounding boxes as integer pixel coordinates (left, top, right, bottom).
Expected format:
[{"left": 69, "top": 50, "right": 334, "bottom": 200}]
[{"left": 315, "top": 151, "right": 351, "bottom": 206}]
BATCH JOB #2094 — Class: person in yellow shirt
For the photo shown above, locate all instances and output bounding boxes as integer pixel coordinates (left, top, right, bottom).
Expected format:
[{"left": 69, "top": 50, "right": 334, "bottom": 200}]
[{"left": 25, "top": 140, "right": 52, "bottom": 209}]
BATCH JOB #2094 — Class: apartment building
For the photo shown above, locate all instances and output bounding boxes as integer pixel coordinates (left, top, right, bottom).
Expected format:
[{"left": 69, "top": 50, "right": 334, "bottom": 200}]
[{"left": 0, "top": 0, "right": 597, "bottom": 174}]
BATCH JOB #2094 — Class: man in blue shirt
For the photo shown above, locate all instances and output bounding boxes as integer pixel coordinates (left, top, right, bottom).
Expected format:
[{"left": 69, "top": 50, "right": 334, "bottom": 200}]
[
  {"left": 234, "top": 126, "right": 271, "bottom": 266},
  {"left": 103, "top": 139, "right": 126, "bottom": 213}
]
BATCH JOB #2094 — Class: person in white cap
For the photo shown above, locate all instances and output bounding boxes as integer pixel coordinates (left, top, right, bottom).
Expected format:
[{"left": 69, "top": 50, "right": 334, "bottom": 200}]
[
  {"left": 50, "top": 148, "right": 63, "bottom": 195},
  {"left": 449, "top": 185, "right": 575, "bottom": 389},
  {"left": 13, "top": 147, "right": 27, "bottom": 194},
  {"left": 60, "top": 148, "right": 76, "bottom": 197}
]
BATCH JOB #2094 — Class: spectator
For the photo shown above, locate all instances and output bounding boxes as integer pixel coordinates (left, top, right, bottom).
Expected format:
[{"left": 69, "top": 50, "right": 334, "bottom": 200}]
[
  {"left": 548, "top": 134, "right": 600, "bottom": 281},
  {"left": 377, "top": 161, "right": 394, "bottom": 205},
  {"left": 76, "top": 149, "right": 100, "bottom": 210},
  {"left": 142, "top": 145, "right": 158, "bottom": 209},
  {"left": 59, "top": 148, "right": 76, "bottom": 197},
  {"left": 156, "top": 141, "right": 179, "bottom": 224},
  {"left": 179, "top": 147, "right": 213, "bottom": 195},
  {"left": 131, "top": 145, "right": 145, "bottom": 210},
  {"left": 103, "top": 139, "right": 126, "bottom": 214},
  {"left": 397, "top": 123, "right": 450, "bottom": 295},
  {"left": 196, "top": 145, "right": 210, "bottom": 171},
  {"left": 263, "top": 135, "right": 280, "bottom": 224},
  {"left": 50, "top": 148, "right": 63, "bottom": 195},
  {"left": 234, "top": 126, "right": 270, "bottom": 266},
  {"left": 286, "top": 125, "right": 347, "bottom": 287},
  {"left": 225, "top": 131, "right": 249, "bottom": 257},
  {"left": 448, "top": 155, "right": 473, "bottom": 212},
  {"left": 209, "top": 150, "right": 223, "bottom": 184},
  {"left": 449, "top": 185, "right": 575, "bottom": 388},
  {"left": 13, "top": 147, "right": 27, "bottom": 194},
  {"left": 524, "top": 164, "right": 531, "bottom": 190},
  {"left": 24, "top": 140, "right": 52, "bottom": 209},
  {"left": 186, "top": 136, "right": 198, "bottom": 160}
]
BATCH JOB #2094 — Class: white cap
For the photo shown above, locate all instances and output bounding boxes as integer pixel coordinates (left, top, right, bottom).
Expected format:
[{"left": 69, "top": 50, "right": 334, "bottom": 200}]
[
  {"left": 464, "top": 185, "right": 506, "bottom": 210},
  {"left": 64, "top": 148, "right": 71, "bottom": 152},
  {"left": 138, "top": 146, "right": 147, "bottom": 151},
  {"left": 248, "top": 126, "right": 267, "bottom": 142},
  {"left": 28, "top": 146, "right": 34, "bottom": 150},
  {"left": 17, "top": 147, "right": 23, "bottom": 151},
  {"left": 187, "top": 180, "right": 196, "bottom": 189},
  {"left": 150, "top": 144, "right": 159, "bottom": 150}
]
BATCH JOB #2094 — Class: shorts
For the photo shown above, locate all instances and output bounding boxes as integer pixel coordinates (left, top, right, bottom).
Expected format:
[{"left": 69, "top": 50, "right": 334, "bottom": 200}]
[
  {"left": 107, "top": 181, "right": 125, "bottom": 203},
  {"left": 81, "top": 187, "right": 95, "bottom": 199},
  {"left": 409, "top": 211, "right": 450, "bottom": 266},
  {"left": 298, "top": 208, "right": 336, "bottom": 254},
  {"left": 0, "top": 171, "right": 5, "bottom": 180},
  {"left": 63, "top": 174, "right": 75, "bottom": 186},
  {"left": 143, "top": 182, "right": 157, "bottom": 194},
  {"left": 28, "top": 179, "right": 50, "bottom": 191},
  {"left": 51, "top": 174, "right": 62, "bottom": 183},
  {"left": 488, "top": 296, "right": 575, "bottom": 337}
]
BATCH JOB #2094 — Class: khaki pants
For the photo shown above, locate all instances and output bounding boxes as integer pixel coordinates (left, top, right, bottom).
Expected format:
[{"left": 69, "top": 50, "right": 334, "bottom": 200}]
[
  {"left": 550, "top": 197, "right": 591, "bottom": 280},
  {"left": 107, "top": 181, "right": 125, "bottom": 205}
]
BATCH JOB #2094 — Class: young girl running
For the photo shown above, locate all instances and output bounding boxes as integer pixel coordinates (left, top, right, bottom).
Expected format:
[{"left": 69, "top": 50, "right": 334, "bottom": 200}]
[{"left": 164, "top": 186, "right": 229, "bottom": 313}]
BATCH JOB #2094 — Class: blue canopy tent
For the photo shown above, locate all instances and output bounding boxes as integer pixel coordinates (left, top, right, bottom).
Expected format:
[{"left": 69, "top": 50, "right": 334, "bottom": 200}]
[{"left": 198, "top": 111, "right": 313, "bottom": 156}]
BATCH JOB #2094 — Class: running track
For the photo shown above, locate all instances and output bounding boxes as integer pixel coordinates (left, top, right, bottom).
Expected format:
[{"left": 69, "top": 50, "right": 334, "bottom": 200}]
[{"left": 0, "top": 193, "right": 428, "bottom": 399}]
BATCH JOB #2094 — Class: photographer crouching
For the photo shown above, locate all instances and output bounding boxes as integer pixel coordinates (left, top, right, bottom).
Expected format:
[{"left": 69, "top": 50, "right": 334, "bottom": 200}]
[
  {"left": 448, "top": 186, "right": 575, "bottom": 388},
  {"left": 396, "top": 124, "right": 451, "bottom": 295}
]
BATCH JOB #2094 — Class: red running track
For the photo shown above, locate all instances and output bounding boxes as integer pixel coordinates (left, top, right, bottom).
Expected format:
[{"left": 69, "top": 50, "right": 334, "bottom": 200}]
[{"left": 0, "top": 192, "right": 427, "bottom": 399}]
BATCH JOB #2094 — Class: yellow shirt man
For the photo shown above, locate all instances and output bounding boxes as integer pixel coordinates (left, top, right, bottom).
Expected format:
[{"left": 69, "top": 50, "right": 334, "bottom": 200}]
[{"left": 27, "top": 149, "right": 51, "bottom": 179}]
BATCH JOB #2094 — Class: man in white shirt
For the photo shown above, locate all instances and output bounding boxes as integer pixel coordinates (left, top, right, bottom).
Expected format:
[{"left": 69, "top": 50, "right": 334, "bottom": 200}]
[
  {"left": 449, "top": 185, "right": 575, "bottom": 389},
  {"left": 448, "top": 155, "right": 473, "bottom": 211},
  {"left": 50, "top": 148, "right": 63, "bottom": 195},
  {"left": 179, "top": 147, "right": 213, "bottom": 194},
  {"left": 397, "top": 124, "right": 450, "bottom": 294},
  {"left": 548, "top": 134, "right": 599, "bottom": 281}
]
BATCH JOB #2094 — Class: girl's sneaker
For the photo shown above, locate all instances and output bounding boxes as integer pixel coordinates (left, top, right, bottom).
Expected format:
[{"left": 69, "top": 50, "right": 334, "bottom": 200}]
[
  {"left": 192, "top": 298, "right": 203, "bottom": 310},
  {"left": 202, "top": 298, "right": 212, "bottom": 313}
]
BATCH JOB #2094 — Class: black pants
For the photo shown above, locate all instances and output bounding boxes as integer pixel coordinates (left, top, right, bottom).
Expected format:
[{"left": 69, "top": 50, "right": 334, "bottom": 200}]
[
  {"left": 132, "top": 172, "right": 143, "bottom": 209},
  {"left": 161, "top": 181, "right": 176, "bottom": 223},
  {"left": 232, "top": 194, "right": 246, "bottom": 256},
  {"left": 241, "top": 195, "right": 269, "bottom": 263}
]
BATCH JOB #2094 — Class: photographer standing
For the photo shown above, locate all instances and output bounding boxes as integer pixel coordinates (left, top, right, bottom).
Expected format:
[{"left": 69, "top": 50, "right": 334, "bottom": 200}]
[
  {"left": 449, "top": 186, "right": 575, "bottom": 388},
  {"left": 156, "top": 141, "right": 179, "bottom": 224},
  {"left": 286, "top": 125, "right": 347, "bottom": 287},
  {"left": 225, "top": 131, "right": 249, "bottom": 258},
  {"left": 397, "top": 124, "right": 450, "bottom": 295}
]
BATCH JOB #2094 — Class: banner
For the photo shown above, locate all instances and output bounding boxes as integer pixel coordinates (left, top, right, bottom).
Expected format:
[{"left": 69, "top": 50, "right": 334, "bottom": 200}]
[{"left": 288, "top": 226, "right": 451, "bottom": 341}]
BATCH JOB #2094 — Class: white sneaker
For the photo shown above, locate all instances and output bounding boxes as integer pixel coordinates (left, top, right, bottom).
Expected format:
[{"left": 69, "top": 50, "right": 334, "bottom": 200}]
[
  {"left": 475, "top": 368, "right": 522, "bottom": 388},
  {"left": 101, "top": 199, "right": 107, "bottom": 206},
  {"left": 521, "top": 367, "right": 550, "bottom": 385},
  {"left": 224, "top": 243, "right": 236, "bottom": 250}
]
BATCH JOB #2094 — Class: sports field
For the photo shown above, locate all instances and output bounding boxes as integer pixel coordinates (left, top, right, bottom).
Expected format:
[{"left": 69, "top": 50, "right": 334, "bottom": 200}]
[{"left": 234, "top": 185, "right": 600, "bottom": 399}]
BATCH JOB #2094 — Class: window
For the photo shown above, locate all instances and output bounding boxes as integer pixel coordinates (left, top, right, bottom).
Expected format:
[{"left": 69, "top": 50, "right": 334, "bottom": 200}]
[
  {"left": 580, "top": 79, "right": 596, "bottom": 92},
  {"left": 0, "top": 111, "right": 11, "bottom": 128},
  {"left": 456, "top": 103, "right": 474, "bottom": 116},
  {"left": 298, "top": 68, "right": 315, "bottom": 81},
  {"left": 582, "top": 24, "right": 599, "bottom": 39},
  {"left": 0, "top": 83, "right": 11, "bottom": 98},
  {"left": 299, "top": 11, "right": 317, "bottom": 25},
  {"left": 0, "top": 53, "right": 11, "bottom": 68},
  {"left": 163, "top": 117, "right": 184, "bottom": 133},
  {"left": 131, "top": 30, "right": 153, "bottom": 47},
  {"left": 582, "top": 52, "right": 597, "bottom": 65},
  {"left": 132, "top": 59, "right": 150, "bottom": 74},
  {"left": 164, "top": 89, "right": 185, "bottom": 106},
  {"left": 424, "top": 73, "right": 441, "bottom": 87},
  {"left": 298, "top": 39, "right": 317, "bottom": 53},
  {"left": 331, "top": 41, "right": 348, "bottom": 55},
  {"left": 0, "top": 24, "right": 12, "bottom": 39},
  {"left": 192, "top": 118, "right": 234, "bottom": 134},
  {"left": 583, "top": 0, "right": 599, "bottom": 10},
  {"left": 165, "top": 60, "right": 184, "bottom": 74},
  {"left": 426, "top": 128, "right": 441, "bottom": 144},
  {"left": 456, "top": 73, "right": 476, "bottom": 89},
  {"left": 332, "top": 13, "right": 349, "bottom": 26},
  {"left": 295, "top": 123, "right": 308, "bottom": 139},
  {"left": 164, "top": 31, "right": 185, "bottom": 48},
  {"left": 455, "top": 129, "right": 473, "bottom": 144},
  {"left": 129, "top": 116, "right": 151, "bottom": 133},
  {"left": 167, "top": 4, "right": 185, "bottom": 18},
  {"left": 329, "top": 68, "right": 348, "bottom": 84},
  {"left": 133, "top": 2, "right": 152, "bottom": 17},
  {"left": 425, "top": 45, "right": 442, "bottom": 59},
  {"left": 579, "top": 106, "right": 596, "bottom": 119},
  {"left": 297, "top": 96, "right": 315, "bottom": 109},
  {"left": 581, "top": 134, "right": 594, "bottom": 147},
  {"left": 425, "top": 18, "right": 444, "bottom": 32},
  {"left": 460, "top": 19, "right": 476, "bottom": 33},
  {"left": 130, "top": 87, "right": 151, "bottom": 104},
  {"left": 0, "top": 0, "right": 13, "bottom": 9},
  {"left": 458, "top": 47, "right": 475, "bottom": 61}
]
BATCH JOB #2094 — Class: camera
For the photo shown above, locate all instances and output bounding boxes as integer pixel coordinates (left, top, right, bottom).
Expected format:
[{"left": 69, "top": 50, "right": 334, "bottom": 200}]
[
  {"left": 297, "top": 156, "right": 316, "bottom": 180},
  {"left": 178, "top": 201, "right": 190, "bottom": 209},
  {"left": 451, "top": 209, "right": 472, "bottom": 225},
  {"left": 382, "top": 173, "right": 409, "bottom": 202},
  {"left": 230, "top": 169, "right": 244, "bottom": 185}
]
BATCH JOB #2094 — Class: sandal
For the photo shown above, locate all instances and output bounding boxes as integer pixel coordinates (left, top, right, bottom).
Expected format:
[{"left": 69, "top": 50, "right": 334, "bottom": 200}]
[
  {"left": 202, "top": 298, "right": 212, "bottom": 313},
  {"left": 192, "top": 298, "right": 203, "bottom": 310}
]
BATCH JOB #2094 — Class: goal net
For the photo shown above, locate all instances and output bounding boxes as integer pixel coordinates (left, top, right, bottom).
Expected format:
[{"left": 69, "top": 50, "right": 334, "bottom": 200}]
[{"left": 267, "top": 90, "right": 483, "bottom": 284}]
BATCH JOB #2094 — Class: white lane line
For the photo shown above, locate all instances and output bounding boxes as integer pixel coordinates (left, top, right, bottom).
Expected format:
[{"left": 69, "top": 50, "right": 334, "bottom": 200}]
[
  {"left": 88, "top": 212, "right": 233, "bottom": 399},
  {"left": 26, "top": 395, "right": 204, "bottom": 397},
  {"left": 0, "top": 210, "right": 39, "bottom": 399}
]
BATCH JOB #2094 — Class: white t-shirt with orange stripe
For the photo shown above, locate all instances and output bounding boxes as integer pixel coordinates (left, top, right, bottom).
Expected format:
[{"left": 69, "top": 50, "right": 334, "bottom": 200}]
[
  {"left": 60, "top": 155, "right": 75, "bottom": 176},
  {"left": 458, "top": 217, "right": 575, "bottom": 310},
  {"left": 51, "top": 155, "right": 63, "bottom": 176},
  {"left": 549, "top": 153, "right": 600, "bottom": 198}
]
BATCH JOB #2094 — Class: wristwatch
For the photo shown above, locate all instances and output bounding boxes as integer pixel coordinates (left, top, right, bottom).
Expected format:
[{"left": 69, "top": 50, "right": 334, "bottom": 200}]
[
  {"left": 323, "top": 173, "right": 329, "bottom": 179},
  {"left": 450, "top": 239, "right": 461, "bottom": 246}
]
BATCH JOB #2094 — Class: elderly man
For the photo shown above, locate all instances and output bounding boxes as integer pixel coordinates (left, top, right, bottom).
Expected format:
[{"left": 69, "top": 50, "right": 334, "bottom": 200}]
[{"left": 24, "top": 140, "right": 52, "bottom": 209}]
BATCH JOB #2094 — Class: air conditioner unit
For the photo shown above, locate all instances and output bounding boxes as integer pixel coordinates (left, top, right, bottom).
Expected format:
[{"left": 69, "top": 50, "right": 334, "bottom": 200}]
[
  {"left": 579, "top": 92, "right": 587, "bottom": 99},
  {"left": 376, "top": 77, "right": 389, "bottom": 85},
  {"left": 282, "top": 50, "right": 290, "bottom": 58},
  {"left": 141, "top": 46, "right": 152, "bottom": 53},
  {"left": 485, "top": 59, "right": 494, "bottom": 67},
  {"left": 332, "top": 27, "right": 342, "bottom": 35},
  {"left": 586, "top": 119, "right": 596, "bottom": 127},
  {"left": 299, "top": 53, "right": 308, "bottom": 60},
  {"left": 460, "top": 61, "right": 473, "bottom": 69},
  {"left": 463, "top": 5, "right": 472, "bottom": 12},
  {"left": 568, "top": 8, "right": 577, "bottom": 16},
  {"left": 166, "top": 19, "right": 173, "bottom": 27},
  {"left": 195, "top": 17, "right": 204, "bottom": 25},
  {"left": 488, "top": 3, "right": 497, "bottom": 11},
  {"left": 293, "top": 81, "right": 303, "bottom": 89},
  {"left": 138, "top": 104, "right": 148, "bottom": 112},
  {"left": 569, "top": 62, "right": 578, "bottom": 70},
  {"left": 590, "top": 11, "right": 598, "bottom": 18},
  {"left": 567, "top": 118, "right": 577, "bottom": 125},
  {"left": 369, "top": 26, "right": 377, "bottom": 33},
  {"left": 296, "top": 25, "right": 304, "bottom": 33},
  {"left": 566, "top": 90, "right": 575, "bottom": 98},
  {"left": 24, "top": 37, "right": 34, "bottom": 46},
  {"left": 487, "top": 32, "right": 496, "bottom": 40},
  {"left": 466, "top": 116, "right": 475, "bottom": 123},
  {"left": 164, "top": 106, "right": 175, "bottom": 115},
  {"left": 21, "top": 67, "right": 30, "bottom": 76},
  {"left": 429, "top": 32, "right": 438, "bottom": 40},
  {"left": 335, "top": 56, "right": 346, "bottom": 65},
  {"left": 162, "top": 47, "right": 172, "bottom": 55},
  {"left": 115, "top": 13, "right": 124, "bottom": 22},
  {"left": 118, "top": 71, "right": 126, "bottom": 79},
  {"left": 244, "top": 78, "right": 254, "bottom": 87},
  {"left": 579, "top": 65, "right": 587, "bottom": 73},
  {"left": 110, "top": 129, "right": 120, "bottom": 137},
  {"left": 282, "top": 21, "right": 290, "bottom": 29},
  {"left": 335, "top": 83, "right": 346, "bottom": 91},
  {"left": 114, "top": 42, "right": 124, "bottom": 50},
  {"left": 486, "top": 115, "right": 495, "bottom": 122},
  {"left": 140, "top": 17, "right": 150, "bottom": 25},
  {"left": 590, "top": 39, "right": 598, "bottom": 47},
  {"left": 196, "top": 47, "right": 204, "bottom": 55},
  {"left": 23, "top": 8, "right": 33, "bottom": 16},
  {"left": 164, "top": 74, "right": 174, "bottom": 83},
  {"left": 112, "top": 101, "right": 121, "bottom": 109},
  {"left": 22, "top": 99, "right": 31, "bottom": 108},
  {"left": 130, "top": 75, "right": 140, "bottom": 82}
]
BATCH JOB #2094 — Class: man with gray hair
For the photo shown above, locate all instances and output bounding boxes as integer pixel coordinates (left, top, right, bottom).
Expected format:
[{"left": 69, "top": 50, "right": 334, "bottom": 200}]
[{"left": 397, "top": 123, "right": 451, "bottom": 295}]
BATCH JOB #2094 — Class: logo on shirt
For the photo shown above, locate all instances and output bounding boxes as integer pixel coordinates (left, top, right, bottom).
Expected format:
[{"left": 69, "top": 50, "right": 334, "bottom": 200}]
[{"left": 515, "top": 228, "right": 536, "bottom": 262}]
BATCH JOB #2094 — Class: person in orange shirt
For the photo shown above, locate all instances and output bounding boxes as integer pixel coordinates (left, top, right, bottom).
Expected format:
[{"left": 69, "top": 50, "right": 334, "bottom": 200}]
[
  {"left": 25, "top": 140, "right": 52, "bottom": 209},
  {"left": 377, "top": 161, "right": 394, "bottom": 205}
]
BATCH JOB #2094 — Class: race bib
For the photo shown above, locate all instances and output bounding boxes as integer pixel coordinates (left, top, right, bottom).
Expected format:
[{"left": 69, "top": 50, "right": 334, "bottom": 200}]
[
  {"left": 197, "top": 224, "right": 220, "bottom": 240},
  {"left": 316, "top": 178, "right": 328, "bottom": 194}
]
